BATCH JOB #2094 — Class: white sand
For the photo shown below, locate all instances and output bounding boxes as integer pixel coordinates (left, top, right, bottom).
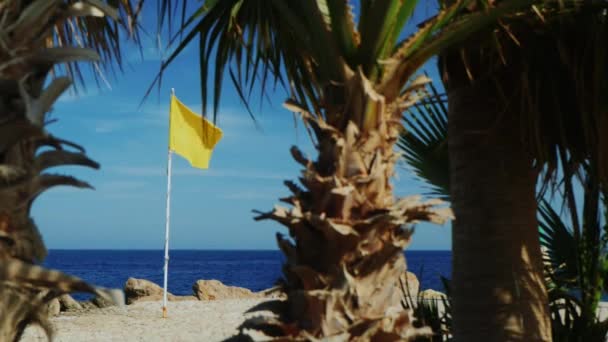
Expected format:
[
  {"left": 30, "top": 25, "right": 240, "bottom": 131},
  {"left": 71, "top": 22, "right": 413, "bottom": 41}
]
[
  {"left": 22, "top": 299, "right": 269, "bottom": 342},
  {"left": 20, "top": 299, "right": 608, "bottom": 341}
]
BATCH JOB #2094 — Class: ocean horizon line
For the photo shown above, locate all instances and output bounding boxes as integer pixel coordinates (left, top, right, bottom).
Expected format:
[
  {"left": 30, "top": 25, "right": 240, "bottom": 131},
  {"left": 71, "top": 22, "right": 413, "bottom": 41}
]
[{"left": 46, "top": 248, "right": 452, "bottom": 252}]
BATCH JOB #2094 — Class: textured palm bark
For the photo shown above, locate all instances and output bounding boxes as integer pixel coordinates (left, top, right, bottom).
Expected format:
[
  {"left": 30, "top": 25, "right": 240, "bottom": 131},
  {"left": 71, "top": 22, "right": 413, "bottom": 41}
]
[
  {"left": 241, "top": 73, "right": 453, "bottom": 341},
  {"left": 446, "top": 76, "right": 551, "bottom": 341}
]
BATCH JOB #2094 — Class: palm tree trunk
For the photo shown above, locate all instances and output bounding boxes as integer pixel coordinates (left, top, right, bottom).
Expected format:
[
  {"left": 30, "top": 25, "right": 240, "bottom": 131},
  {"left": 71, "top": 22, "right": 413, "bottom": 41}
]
[
  {"left": 247, "top": 74, "right": 452, "bottom": 340},
  {"left": 446, "top": 75, "right": 551, "bottom": 341}
]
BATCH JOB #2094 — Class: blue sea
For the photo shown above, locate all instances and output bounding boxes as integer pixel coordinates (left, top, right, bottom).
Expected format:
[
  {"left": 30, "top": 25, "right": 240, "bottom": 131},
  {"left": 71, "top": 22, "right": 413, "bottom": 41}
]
[{"left": 42, "top": 250, "right": 451, "bottom": 299}]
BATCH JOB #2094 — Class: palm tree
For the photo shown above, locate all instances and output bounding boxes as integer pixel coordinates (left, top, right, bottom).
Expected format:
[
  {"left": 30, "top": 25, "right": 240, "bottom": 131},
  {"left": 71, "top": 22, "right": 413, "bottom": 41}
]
[
  {"left": 437, "top": 5, "right": 608, "bottom": 340},
  {"left": 153, "top": 0, "right": 543, "bottom": 339},
  {"left": 0, "top": 1, "right": 142, "bottom": 340},
  {"left": 399, "top": 82, "right": 608, "bottom": 341}
]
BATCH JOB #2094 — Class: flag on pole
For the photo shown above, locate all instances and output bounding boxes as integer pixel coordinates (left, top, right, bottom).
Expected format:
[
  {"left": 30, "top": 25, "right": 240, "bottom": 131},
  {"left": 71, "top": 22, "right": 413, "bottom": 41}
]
[
  {"left": 162, "top": 92, "right": 222, "bottom": 319},
  {"left": 169, "top": 95, "right": 223, "bottom": 169}
]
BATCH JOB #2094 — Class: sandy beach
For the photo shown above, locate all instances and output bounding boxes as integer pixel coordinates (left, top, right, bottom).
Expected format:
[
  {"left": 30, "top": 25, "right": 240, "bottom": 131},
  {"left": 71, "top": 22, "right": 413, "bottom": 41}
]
[
  {"left": 22, "top": 299, "right": 269, "bottom": 342},
  {"left": 20, "top": 298, "right": 608, "bottom": 341}
]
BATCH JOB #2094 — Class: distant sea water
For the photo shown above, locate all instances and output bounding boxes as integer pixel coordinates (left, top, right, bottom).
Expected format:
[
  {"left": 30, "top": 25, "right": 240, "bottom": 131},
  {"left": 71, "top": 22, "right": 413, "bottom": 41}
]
[{"left": 43, "top": 250, "right": 451, "bottom": 300}]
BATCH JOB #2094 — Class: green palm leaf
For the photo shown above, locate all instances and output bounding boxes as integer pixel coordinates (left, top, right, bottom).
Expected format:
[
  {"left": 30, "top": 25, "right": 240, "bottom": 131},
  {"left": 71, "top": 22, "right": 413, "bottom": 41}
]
[
  {"left": 150, "top": 0, "right": 342, "bottom": 120},
  {"left": 6, "top": 0, "right": 144, "bottom": 89},
  {"left": 152, "top": 0, "right": 544, "bottom": 122},
  {"left": 538, "top": 199, "right": 579, "bottom": 289},
  {"left": 398, "top": 81, "right": 450, "bottom": 199}
]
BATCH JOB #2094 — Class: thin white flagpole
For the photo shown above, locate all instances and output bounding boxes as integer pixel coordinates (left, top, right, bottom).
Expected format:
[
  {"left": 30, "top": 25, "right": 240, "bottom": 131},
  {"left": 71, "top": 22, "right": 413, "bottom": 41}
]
[{"left": 162, "top": 88, "right": 175, "bottom": 318}]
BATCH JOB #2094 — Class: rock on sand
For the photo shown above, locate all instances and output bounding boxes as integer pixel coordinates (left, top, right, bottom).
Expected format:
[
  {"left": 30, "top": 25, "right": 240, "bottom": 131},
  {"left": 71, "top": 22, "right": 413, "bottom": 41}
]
[
  {"left": 193, "top": 279, "right": 258, "bottom": 300},
  {"left": 124, "top": 278, "right": 196, "bottom": 304}
]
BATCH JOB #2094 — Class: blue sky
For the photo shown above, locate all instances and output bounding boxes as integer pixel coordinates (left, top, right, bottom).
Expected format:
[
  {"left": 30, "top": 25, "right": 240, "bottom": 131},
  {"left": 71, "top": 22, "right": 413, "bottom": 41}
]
[{"left": 33, "top": 1, "right": 452, "bottom": 250}]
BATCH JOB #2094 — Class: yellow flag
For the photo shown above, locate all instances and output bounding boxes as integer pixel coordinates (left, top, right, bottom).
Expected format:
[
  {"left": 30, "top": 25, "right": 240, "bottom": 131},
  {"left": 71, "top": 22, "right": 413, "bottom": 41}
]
[{"left": 169, "top": 95, "right": 222, "bottom": 169}]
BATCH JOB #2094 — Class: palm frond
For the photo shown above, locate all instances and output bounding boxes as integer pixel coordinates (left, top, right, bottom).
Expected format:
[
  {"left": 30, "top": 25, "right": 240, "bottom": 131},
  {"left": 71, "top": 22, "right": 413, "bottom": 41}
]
[
  {"left": 1, "top": 0, "right": 143, "bottom": 90},
  {"left": 152, "top": 0, "right": 546, "bottom": 125},
  {"left": 150, "top": 0, "right": 344, "bottom": 121},
  {"left": 381, "top": 0, "right": 543, "bottom": 102},
  {"left": 437, "top": 0, "right": 608, "bottom": 190},
  {"left": 357, "top": 0, "right": 420, "bottom": 81},
  {"left": 0, "top": 1, "right": 135, "bottom": 338},
  {"left": 398, "top": 82, "right": 450, "bottom": 199},
  {"left": 538, "top": 199, "right": 579, "bottom": 289},
  {"left": 326, "top": 0, "right": 359, "bottom": 66}
]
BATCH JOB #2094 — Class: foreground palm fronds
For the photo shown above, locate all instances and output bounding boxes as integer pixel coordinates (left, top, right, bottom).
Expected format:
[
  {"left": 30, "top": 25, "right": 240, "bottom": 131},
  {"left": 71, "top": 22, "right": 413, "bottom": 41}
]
[
  {"left": 0, "top": 0, "right": 141, "bottom": 340},
  {"left": 0, "top": 257, "right": 123, "bottom": 341}
]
